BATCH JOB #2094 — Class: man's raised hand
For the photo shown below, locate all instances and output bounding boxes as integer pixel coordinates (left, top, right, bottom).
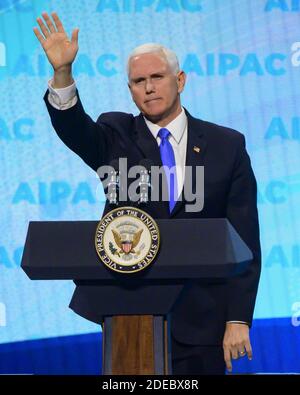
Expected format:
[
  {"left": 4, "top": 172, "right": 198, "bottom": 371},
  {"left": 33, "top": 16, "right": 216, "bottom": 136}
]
[{"left": 33, "top": 12, "right": 79, "bottom": 82}]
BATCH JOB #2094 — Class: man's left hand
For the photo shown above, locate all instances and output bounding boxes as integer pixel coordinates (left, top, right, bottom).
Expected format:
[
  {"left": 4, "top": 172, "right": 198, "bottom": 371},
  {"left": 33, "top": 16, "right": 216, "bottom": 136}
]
[{"left": 222, "top": 322, "right": 253, "bottom": 373}]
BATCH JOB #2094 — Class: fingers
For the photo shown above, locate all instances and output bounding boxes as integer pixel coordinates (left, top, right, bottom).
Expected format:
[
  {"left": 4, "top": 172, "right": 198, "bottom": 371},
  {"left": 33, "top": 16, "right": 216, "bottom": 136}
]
[
  {"left": 71, "top": 28, "right": 79, "bottom": 45},
  {"left": 35, "top": 12, "right": 65, "bottom": 40},
  {"left": 224, "top": 348, "right": 232, "bottom": 373},
  {"left": 231, "top": 348, "right": 239, "bottom": 360},
  {"left": 238, "top": 340, "right": 252, "bottom": 359},
  {"left": 51, "top": 12, "right": 66, "bottom": 33},
  {"left": 36, "top": 16, "right": 50, "bottom": 39},
  {"left": 42, "top": 12, "right": 56, "bottom": 34},
  {"left": 224, "top": 347, "right": 246, "bottom": 374},
  {"left": 224, "top": 343, "right": 252, "bottom": 374},
  {"left": 33, "top": 27, "right": 45, "bottom": 44},
  {"left": 245, "top": 342, "right": 253, "bottom": 360},
  {"left": 223, "top": 325, "right": 253, "bottom": 373}
]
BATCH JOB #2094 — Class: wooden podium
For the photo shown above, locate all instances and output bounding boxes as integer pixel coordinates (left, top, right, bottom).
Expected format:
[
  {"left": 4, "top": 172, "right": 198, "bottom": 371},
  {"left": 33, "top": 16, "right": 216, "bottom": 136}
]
[{"left": 21, "top": 218, "right": 253, "bottom": 375}]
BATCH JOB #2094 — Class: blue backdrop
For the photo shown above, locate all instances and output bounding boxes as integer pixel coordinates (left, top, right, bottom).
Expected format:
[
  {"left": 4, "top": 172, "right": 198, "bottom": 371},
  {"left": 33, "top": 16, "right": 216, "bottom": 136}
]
[{"left": 0, "top": 0, "right": 300, "bottom": 374}]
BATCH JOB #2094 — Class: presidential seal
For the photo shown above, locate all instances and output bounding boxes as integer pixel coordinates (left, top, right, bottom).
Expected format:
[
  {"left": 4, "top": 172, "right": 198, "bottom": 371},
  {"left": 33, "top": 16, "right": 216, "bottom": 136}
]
[{"left": 95, "top": 207, "right": 160, "bottom": 274}]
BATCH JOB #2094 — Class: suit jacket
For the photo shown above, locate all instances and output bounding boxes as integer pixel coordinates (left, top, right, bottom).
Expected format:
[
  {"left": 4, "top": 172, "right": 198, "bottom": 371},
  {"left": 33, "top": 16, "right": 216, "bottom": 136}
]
[{"left": 44, "top": 91, "right": 261, "bottom": 346}]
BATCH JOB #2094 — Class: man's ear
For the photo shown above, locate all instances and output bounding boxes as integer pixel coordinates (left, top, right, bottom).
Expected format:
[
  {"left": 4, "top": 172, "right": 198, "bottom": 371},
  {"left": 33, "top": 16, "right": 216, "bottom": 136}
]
[
  {"left": 128, "top": 82, "right": 136, "bottom": 104},
  {"left": 127, "top": 82, "right": 133, "bottom": 97},
  {"left": 177, "top": 70, "right": 186, "bottom": 93}
]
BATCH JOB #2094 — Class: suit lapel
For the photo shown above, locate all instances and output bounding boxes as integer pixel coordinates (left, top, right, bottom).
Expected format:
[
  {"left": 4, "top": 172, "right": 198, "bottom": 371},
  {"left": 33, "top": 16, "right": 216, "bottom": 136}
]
[
  {"left": 170, "top": 111, "right": 207, "bottom": 217},
  {"left": 133, "top": 111, "right": 208, "bottom": 217},
  {"left": 184, "top": 111, "right": 207, "bottom": 169},
  {"left": 133, "top": 114, "right": 169, "bottom": 214},
  {"left": 133, "top": 113, "right": 163, "bottom": 167}
]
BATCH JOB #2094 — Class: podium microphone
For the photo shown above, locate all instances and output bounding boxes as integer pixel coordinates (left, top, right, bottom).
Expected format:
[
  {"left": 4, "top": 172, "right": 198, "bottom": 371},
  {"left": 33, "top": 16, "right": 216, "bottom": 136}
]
[
  {"left": 107, "top": 159, "right": 119, "bottom": 206},
  {"left": 138, "top": 159, "right": 153, "bottom": 206}
]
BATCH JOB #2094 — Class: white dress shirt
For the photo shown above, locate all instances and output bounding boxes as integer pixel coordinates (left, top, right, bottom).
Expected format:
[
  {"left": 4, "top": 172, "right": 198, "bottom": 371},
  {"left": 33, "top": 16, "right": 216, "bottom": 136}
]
[
  {"left": 144, "top": 109, "right": 187, "bottom": 199},
  {"left": 48, "top": 79, "right": 78, "bottom": 110}
]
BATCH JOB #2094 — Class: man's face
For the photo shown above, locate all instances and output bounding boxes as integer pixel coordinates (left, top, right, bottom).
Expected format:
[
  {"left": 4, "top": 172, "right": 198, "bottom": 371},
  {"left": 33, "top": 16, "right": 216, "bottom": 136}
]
[{"left": 128, "top": 52, "right": 186, "bottom": 124}]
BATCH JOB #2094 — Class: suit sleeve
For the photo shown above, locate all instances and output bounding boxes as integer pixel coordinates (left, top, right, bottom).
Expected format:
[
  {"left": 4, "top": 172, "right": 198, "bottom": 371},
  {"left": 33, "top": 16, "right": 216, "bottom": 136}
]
[
  {"left": 43, "top": 90, "right": 113, "bottom": 172},
  {"left": 226, "top": 134, "right": 261, "bottom": 326}
]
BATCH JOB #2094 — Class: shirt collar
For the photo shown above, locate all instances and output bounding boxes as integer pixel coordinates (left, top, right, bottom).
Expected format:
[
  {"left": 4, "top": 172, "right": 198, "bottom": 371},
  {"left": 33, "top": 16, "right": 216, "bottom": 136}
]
[{"left": 143, "top": 108, "right": 187, "bottom": 144}]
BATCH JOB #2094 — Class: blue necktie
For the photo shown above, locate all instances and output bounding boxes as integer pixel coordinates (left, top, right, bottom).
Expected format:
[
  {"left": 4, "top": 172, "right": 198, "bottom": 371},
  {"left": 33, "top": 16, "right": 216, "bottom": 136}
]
[{"left": 158, "top": 128, "right": 177, "bottom": 213}]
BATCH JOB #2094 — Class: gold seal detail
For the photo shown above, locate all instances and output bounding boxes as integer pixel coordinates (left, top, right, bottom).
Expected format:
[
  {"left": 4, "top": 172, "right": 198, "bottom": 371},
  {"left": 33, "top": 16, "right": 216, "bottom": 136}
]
[{"left": 95, "top": 207, "right": 160, "bottom": 274}]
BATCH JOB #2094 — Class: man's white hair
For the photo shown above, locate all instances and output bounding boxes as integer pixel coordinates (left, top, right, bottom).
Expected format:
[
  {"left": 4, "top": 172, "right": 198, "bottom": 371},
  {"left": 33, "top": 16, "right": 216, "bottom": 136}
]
[{"left": 127, "top": 43, "right": 180, "bottom": 78}]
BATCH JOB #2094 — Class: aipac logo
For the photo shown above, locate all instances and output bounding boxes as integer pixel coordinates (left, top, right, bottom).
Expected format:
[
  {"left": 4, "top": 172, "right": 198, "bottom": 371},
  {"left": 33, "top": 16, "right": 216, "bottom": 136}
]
[
  {"left": 0, "top": 42, "right": 6, "bottom": 67},
  {"left": 0, "top": 302, "right": 6, "bottom": 327}
]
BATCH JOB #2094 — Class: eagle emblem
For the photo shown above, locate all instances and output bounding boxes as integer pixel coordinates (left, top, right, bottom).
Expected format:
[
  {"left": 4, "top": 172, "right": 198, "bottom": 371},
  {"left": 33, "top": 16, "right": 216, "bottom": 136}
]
[{"left": 110, "top": 220, "right": 144, "bottom": 259}]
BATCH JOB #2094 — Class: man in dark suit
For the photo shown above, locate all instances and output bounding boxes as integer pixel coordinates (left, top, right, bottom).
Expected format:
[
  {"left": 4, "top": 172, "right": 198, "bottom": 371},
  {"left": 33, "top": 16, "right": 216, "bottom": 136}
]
[{"left": 34, "top": 12, "right": 261, "bottom": 374}]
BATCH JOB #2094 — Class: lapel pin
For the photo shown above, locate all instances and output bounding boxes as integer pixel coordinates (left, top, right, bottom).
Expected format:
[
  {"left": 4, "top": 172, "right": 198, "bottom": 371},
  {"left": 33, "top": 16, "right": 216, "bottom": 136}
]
[{"left": 193, "top": 146, "right": 201, "bottom": 153}]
